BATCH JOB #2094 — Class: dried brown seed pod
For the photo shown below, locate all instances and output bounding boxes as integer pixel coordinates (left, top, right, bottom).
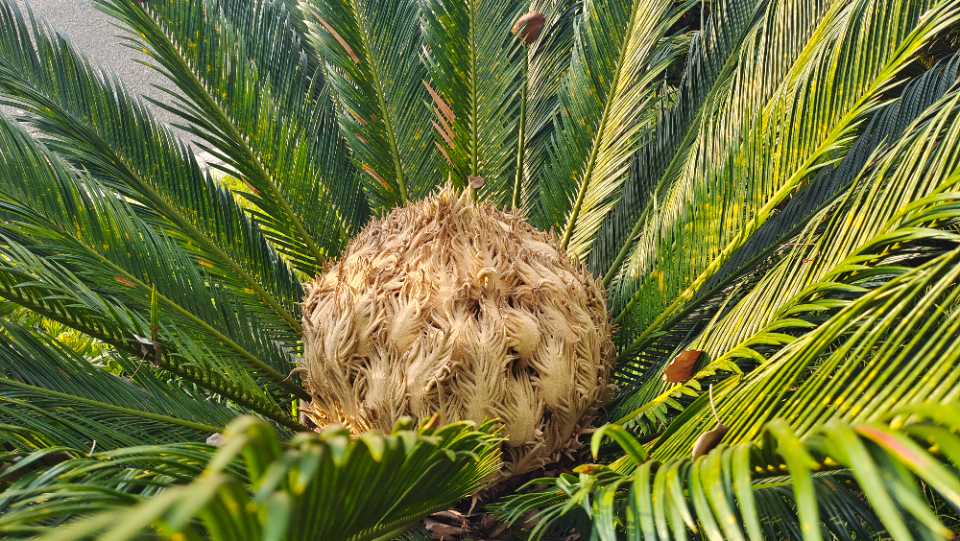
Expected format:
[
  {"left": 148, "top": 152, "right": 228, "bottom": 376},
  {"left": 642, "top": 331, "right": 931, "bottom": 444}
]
[
  {"left": 300, "top": 185, "right": 615, "bottom": 477},
  {"left": 692, "top": 384, "right": 728, "bottom": 460},
  {"left": 512, "top": 11, "right": 545, "bottom": 44},
  {"left": 468, "top": 175, "right": 485, "bottom": 189},
  {"left": 663, "top": 349, "right": 702, "bottom": 382}
]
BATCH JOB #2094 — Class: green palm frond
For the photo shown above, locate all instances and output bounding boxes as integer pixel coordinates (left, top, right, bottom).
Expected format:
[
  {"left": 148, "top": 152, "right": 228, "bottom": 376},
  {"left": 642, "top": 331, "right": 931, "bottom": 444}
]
[
  {"left": 588, "top": 0, "right": 766, "bottom": 278},
  {"left": 0, "top": 319, "right": 236, "bottom": 452},
  {"left": 391, "top": 525, "right": 433, "bottom": 541},
  {"left": 612, "top": 0, "right": 948, "bottom": 334},
  {"left": 1, "top": 304, "right": 112, "bottom": 360},
  {"left": 653, "top": 198, "right": 960, "bottom": 457},
  {"left": 497, "top": 403, "right": 960, "bottom": 541},
  {"left": 0, "top": 0, "right": 306, "bottom": 335},
  {"left": 0, "top": 237, "right": 291, "bottom": 426},
  {"left": 420, "top": 0, "right": 526, "bottom": 205},
  {"left": 300, "top": 0, "right": 436, "bottom": 208},
  {"left": 0, "top": 443, "right": 232, "bottom": 536},
  {"left": 607, "top": 53, "right": 960, "bottom": 423},
  {"left": 515, "top": 0, "right": 579, "bottom": 216},
  {"left": 2, "top": 0, "right": 960, "bottom": 537},
  {"left": 96, "top": 0, "right": 366, "bottom": 275},
  {"left": 609, "top": 0, "right": 959, "bottom": 386},
  {"left": 38, "top": 417, "right": 501, "bottom": 541},
  {"left": 0, "top": 112, "right": 305, "bottom": 429},
  {"left": 611, "top": 119, "right": 960, "bottom": 448},
  {"left": 537, "top": 0, "right": 693, "bottom": 254}
]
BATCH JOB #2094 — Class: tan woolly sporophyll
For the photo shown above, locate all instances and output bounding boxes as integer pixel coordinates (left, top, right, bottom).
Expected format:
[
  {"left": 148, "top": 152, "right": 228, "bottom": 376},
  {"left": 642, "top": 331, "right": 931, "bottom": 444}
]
[{"left": 301, "top": 186, "right": 615, "bottom": 476}]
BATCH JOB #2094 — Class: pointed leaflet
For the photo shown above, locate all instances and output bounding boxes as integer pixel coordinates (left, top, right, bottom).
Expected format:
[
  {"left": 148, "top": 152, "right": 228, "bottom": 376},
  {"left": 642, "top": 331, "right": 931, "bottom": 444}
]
[
  {"left": 691, "top": 54, "right": 960, "bottom": 304},
  {"left": 610, "top": 0, "right": 838, "bottom": 334},
  {"left": 209, "top": 0, "right": 371, "bottom": 242},
  {"left": 300, "top": 0, "right": 437, "bottom": 207},
  {"left": 0, "top": 240, "right": 300, "bottom": 429},
  {"left": 207, "top": 0, "right": 369, "bottom": 244}
]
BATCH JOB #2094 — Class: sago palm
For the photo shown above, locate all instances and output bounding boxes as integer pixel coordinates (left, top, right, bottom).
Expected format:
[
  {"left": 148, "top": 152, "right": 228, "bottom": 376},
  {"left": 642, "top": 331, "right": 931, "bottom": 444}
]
[{"left": 2, "top": 0, "right": 960, "bottom": 538}]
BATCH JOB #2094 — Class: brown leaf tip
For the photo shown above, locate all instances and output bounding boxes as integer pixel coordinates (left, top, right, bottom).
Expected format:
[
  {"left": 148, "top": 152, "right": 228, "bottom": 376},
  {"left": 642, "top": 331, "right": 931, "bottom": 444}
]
[
  {"left": 691, "top": 384, "right": 728, "bottom": 459},
  {"left": 512, "top": 11, "right": 545, "bottom": 44}
]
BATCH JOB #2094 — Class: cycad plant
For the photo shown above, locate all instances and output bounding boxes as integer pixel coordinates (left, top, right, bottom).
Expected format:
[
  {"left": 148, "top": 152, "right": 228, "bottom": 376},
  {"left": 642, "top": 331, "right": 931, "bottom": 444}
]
[{"left": 2, "top": 0, "right": 960, "bottom": 538}]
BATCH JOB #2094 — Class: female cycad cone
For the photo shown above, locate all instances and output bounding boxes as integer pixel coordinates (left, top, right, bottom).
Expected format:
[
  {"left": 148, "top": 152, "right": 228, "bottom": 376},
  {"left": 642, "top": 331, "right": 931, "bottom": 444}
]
[{"left": 301, "top": 186, "right": 615, "bottom": 476}]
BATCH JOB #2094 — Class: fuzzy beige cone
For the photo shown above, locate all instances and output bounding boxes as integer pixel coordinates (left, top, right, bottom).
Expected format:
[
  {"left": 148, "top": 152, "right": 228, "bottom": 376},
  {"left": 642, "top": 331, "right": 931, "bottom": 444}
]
[{"left": 301, "top": 186, "right": 615, "bottom": 476}]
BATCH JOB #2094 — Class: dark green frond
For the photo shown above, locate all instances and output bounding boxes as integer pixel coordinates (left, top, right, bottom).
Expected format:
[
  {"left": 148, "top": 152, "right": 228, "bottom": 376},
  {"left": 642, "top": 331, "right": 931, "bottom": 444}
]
[
  {"left": 0, "top": 320, "right": 237, "bottom": 451},
  {"left": 42, "top": 417, "right": 502, "bottom": 541},
  {"left": 0, "top": 0, "right": 305, "bottom": 335},
  {"left": 420, "top": 0, "right": 526, "bottom": 206},
  {"left": 96, "top": 0, "right": 366, "bottom": 275},
  {"left": 499, "top": 404, "right": 960, "bottom": 541},
  {"left": 515, "top": 0, "right": 580, "bottom": 218},
  {"left": 589, "top": 0, "right": 768, "bottom": 277},
  {"left": 536, "top": 0, "right": 694, "bottom": 256},
  {"left": 300, "top": 0, "right": 437, "bottom": 208},
  {"left": 607, "top": 53, "right": 960, "bottom": 420},
  {"left": 652, "top": 209, "right": 960, "bottom": 457},
  {"left": 0, "top": 112, "right": 306, "bottom": 429},
  {"left": 611, "top": 0, "right": 957, "bottom": 364},
  {"left": 0, "top": 443, "right": 224, "bottom": 536}
]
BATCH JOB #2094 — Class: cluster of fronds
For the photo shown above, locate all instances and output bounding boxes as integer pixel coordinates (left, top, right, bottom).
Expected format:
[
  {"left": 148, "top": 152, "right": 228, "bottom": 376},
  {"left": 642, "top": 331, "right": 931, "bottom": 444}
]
[{"left": 0, "top": 0, "right": 959, "bottom": 538}]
